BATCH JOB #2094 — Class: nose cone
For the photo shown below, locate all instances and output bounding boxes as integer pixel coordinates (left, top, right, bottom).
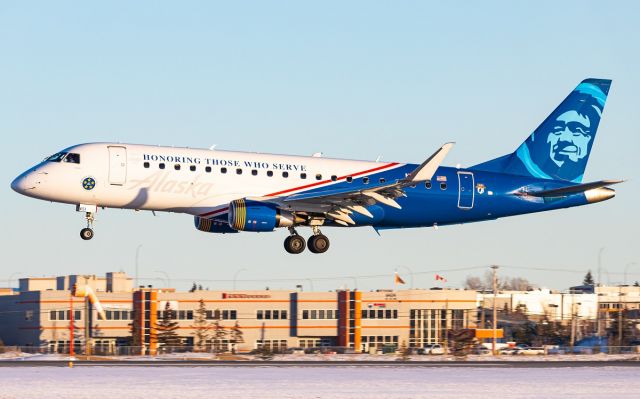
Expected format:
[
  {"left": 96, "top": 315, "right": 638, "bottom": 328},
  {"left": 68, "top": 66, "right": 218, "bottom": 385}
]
[{"left": 11, "top": 170, "right": 38, "bottom": 195}]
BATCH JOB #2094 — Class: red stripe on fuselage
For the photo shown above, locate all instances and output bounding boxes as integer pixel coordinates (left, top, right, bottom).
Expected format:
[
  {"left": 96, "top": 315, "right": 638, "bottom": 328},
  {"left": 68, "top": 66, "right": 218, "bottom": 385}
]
[
  {"left": 264, "top": 162, "right": 400, "bottom": 197},
  {"left": 197, "top": 161, "right": 401, "bottom": 217}
]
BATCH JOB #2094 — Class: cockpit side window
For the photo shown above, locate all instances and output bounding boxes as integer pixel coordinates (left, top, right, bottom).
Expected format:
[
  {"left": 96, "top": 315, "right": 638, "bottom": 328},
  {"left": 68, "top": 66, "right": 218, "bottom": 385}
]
[
  {"left": 46, "top": 152, "right": 67, "bottom": 162},
  {"left": 63, "top": 153, "right": 80, "bottom": 164}
]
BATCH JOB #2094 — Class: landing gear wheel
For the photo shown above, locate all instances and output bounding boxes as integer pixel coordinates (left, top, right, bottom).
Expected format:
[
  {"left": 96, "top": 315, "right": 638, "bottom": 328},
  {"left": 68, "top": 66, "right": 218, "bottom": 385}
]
[
  {"left": 284, "top": 235, "right": 306, "bottom": 254},
  {"left": 308, "top": 234, "right": 330, "bottom": 254},
  {"left": 80, "top": 228, "right": 94, "bottom": 240}
]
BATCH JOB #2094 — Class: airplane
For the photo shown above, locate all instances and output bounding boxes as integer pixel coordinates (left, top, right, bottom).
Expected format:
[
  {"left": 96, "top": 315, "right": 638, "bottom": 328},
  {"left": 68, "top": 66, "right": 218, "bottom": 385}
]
[{"left": 11, "top": 78, "right": 621, "bottom": 254}]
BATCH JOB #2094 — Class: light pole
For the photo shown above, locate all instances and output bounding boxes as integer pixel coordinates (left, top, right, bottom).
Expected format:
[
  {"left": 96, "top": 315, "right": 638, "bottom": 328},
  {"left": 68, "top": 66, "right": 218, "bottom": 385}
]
[
  {"left": 597, "top": 247, "right": 605, "bottom": 287},
  {"left": 491, "top": 265, "right": 499, "bottom": 356},
  {"left": 135, "top": 244, "right": 143, "bottom": 288},
  {"left": 306, "top": 279, "right": 315, "bottom": 291},
  {"left": 624, "top": 262, "right": 638, "bottom": 285},
  {"left": 233, "top": 268, "right": 247, "bottom": 290}
]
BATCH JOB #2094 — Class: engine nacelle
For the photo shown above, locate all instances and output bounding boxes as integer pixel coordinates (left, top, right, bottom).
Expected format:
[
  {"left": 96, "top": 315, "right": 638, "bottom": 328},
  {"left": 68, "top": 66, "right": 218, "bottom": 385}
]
[
  {"left": 194, "top": 216, "right": 238, "bottom": 234},
  {"left": 228, "top": 199, "right": 299, "bottom": 232}
]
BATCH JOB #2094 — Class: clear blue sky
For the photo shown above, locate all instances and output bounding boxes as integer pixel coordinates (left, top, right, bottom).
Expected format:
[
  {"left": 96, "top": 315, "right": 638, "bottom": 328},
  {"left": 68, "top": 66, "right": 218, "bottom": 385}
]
[{"left": 1, "top": 1, "right": 638, "bottom": 291}]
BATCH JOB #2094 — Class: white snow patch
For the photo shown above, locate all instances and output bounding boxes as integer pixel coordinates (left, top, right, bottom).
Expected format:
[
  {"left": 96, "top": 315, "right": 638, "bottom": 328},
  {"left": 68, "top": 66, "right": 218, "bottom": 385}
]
[{"left": 0, "top": 366, "right": 639, "bottom": 399}]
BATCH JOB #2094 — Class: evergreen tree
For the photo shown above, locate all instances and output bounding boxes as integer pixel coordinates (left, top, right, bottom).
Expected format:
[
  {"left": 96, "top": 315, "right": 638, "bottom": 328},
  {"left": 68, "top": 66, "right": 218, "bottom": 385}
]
[
  {"left": 230, "top": 321, "right": 244, "bottom": 353},
  {"left": 189, "top": 282, "right": 197, "bottom": 292},
  {"left": 192, "top": 299, "right": 212, "bottom": 352},
  {"left": 211, "top": 315, "right": 228, "bottom": 353},
  {"left": 634, "top": 281, "right": 639, "bottom": 287},
  {"left": 583, "top": 270, "right": 595, "bottom": 286},
  {"left": 156, "top": 302, "right": 181, "bottom": 350},
  {"left": 198, "top": 284, "right": 204, "bottom": 291}
]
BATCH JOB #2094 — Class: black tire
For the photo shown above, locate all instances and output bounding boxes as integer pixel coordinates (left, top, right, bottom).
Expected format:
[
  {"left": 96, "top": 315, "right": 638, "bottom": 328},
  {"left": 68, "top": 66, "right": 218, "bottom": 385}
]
[
  {"left": 284, "top": 235, "right": 306, "bottom": 254},
  {"left": 308, "top": 234, "right": 330, "bottom": 254},
  {"left": 80, "top": 228, "right": 94, "bottom": 240}
]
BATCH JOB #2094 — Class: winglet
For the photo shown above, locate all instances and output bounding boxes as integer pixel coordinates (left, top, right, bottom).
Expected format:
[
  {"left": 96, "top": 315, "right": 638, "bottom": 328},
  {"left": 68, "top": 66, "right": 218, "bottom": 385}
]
[{"left": 404, "top": 142, "right": 455, "bottom": 183}]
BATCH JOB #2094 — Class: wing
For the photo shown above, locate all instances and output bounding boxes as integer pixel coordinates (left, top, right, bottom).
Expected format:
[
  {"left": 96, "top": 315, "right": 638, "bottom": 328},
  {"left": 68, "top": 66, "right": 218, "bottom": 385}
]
[{"left": 266, "top": 143, "right": 455, "bottom": 226}]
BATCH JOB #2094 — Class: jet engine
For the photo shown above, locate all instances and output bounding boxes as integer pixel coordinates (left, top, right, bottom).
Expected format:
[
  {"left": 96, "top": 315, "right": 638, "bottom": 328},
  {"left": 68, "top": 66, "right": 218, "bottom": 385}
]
[
  {"left": 194, "top": 216, "right": 238, "bottom": 234},
  {"left": 228, "top": 199, "right": 302, "bottom": 232}
]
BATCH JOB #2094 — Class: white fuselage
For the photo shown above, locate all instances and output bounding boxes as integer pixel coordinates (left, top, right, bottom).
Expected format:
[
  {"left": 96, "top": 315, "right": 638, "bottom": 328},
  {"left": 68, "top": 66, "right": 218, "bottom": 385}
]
[{"left": 11, "top": 143, "right": 404, "bottom": 218}]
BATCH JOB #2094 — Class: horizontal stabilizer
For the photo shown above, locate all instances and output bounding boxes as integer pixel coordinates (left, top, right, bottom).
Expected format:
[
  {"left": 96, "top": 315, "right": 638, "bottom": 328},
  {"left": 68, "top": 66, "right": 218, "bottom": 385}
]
[{"left": 526, "top": 179, "right": 623, "bottom": 197}]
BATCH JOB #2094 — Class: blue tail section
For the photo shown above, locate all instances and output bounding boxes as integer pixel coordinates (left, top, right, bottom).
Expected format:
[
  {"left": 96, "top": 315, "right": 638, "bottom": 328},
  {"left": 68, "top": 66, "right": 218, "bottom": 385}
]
[{"left": 473, "top": 78, "right": 611, "bottom": 182}]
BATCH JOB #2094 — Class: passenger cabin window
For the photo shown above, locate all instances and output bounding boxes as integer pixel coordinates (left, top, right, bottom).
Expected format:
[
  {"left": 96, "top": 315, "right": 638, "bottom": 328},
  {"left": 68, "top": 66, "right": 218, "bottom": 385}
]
[
  {"left": 425, "top": 181, "right": 432, "bottom": 189},
  {"left": 267, "top": 171, "right": 273, "bottom": 177},
  {"left": 221, "top": 167, "right": 227, "bottom": 174},
  {"left": 300, "top": 173, "right": 307, "bottom": 179},
  {"left": 282, "top": 171, "right": 289, "bottom": 178},
  {"left": 379, "top": 178, "right": 386, "bottom": 183},
  {"left": 251, "top": 169, "right": 258, "bottom": 176},
  {"left": 440, "top": 182, "right": 447, "bottom": 190},
  {"left": 190, "top": 165, "right": 196, "bottom": 172},
  {"left": 315, "top": 174, "right": 322, "bottom": 180},
  {"left": 363, "top": 177, "right": 369, "bottom": 184},
  {"left": 159, "top": 163, "right": 166, "bottom": 169},
  {"left": 143, "top": 162, "right": 150, "bottom": 168},
  {"left": 205, "top": 166, "right": 212, "bottom": 173},
  {"left": 174, "top": 164, "right": 181, "bottom": 170},
  {"left": 63, "top": 153, "right": 80, "bottom": 164},
  {"left": 331, "top": 175, "right": 337, "bottom": 182},
  {"left": 236, "top": 168, "right": 242, "bottom": 175},
  {"left": 346, "top": 176, "right": 353, "bottom": 183}
]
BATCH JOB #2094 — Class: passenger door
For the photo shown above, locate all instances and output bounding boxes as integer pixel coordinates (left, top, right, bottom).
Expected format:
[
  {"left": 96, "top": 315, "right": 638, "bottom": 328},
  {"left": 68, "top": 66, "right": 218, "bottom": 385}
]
[
  {"left": 457, "top": 171, "right": 474, "bottom": 209},
  {"left": 108, "top": 146, "right": 127, "bottom": 185}
]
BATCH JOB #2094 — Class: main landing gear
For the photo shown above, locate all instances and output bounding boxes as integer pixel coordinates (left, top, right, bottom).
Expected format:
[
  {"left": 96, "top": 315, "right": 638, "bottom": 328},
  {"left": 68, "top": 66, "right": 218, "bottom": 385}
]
[
  {"left": 80, "top": 211, "right": 95, "bottom": 240},
  {"left": 284, "top": 226, "right": 330, "bottom": 254}
]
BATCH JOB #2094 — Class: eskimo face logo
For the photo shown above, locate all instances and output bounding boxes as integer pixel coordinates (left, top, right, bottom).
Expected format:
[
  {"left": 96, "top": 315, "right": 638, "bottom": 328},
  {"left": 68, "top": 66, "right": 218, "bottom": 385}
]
[
  {"left": 82, "top": 177, "right": 96, "bottom": 190},
  {"left": 547, "top": 110, "right": 592, "bottom": 167},
  {"left": 519, "top": 82, "right": 607, "bottom": 182}
]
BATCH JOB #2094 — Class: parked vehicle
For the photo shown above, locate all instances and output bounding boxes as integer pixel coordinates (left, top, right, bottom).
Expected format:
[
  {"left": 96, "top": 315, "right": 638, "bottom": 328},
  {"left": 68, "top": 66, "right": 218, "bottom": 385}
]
[{"left": 424, "top": 344, "right": 445, "bottom": 355}]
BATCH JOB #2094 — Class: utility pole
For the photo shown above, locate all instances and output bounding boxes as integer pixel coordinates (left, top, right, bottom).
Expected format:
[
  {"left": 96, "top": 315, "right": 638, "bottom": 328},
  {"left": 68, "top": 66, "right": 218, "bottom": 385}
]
[{"left": 491, "top": 265, "right": 498, "bottom": 355}]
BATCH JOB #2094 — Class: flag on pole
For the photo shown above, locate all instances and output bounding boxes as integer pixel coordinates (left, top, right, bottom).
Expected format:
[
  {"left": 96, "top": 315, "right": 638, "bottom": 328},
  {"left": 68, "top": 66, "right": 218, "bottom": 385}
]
[
  {"left": 435, "top": 274, "right": 447, "bottom": 283},
  {"left": 394, "top": 272, "right": 406, "bottom": 285}
]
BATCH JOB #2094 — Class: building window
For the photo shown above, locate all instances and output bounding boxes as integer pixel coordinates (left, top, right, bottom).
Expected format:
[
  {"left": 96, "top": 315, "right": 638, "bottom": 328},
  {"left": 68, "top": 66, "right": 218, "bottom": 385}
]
[
  {"left": 301, "top": 309, "right": 337, "bottom": 319},
  {"left": 25, "top": 310, "right": 34, "bottom": 321},
  {"left": 143, "top": 162, "right": 150, "bottom": 168},
  {"left": 257, "top": 310, "right": 288, "bottom": 320}
]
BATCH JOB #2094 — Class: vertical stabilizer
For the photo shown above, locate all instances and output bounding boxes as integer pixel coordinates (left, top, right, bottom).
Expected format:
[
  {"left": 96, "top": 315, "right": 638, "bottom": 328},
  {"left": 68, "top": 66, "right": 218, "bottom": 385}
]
[{"left": 473, "top": 79, "right": 611, "bottom": 182}]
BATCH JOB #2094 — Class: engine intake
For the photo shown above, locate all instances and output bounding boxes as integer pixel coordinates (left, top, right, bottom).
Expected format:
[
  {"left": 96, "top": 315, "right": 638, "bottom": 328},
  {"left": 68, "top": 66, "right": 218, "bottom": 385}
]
[{"left": 228, "top": 199, "right": 300, "bottom": 232}]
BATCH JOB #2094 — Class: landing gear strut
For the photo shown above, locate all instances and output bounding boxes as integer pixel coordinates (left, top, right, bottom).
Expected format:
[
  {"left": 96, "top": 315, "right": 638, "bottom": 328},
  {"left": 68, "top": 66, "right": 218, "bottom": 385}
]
[
  {"left": 284, "top": 227, "right": 305, "bottom": 254},
  {"left": 308, "top": 226, "right": 330, "bottom": 254},
  {"left": 80, "top": 211, "right": 95, "bottom": 240}
]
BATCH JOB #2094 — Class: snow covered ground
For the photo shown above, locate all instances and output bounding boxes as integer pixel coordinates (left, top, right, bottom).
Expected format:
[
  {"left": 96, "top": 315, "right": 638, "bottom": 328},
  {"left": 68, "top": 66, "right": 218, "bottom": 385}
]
[{"left": 1, "top": 366, "right": 639, "bottom": 399}]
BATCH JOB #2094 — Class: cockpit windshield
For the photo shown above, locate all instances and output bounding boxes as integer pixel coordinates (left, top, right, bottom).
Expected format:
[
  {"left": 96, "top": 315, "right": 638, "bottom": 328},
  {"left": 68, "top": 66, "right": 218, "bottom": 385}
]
[{"left": 45, "top": 152, "right": 80, "bottom": 164}]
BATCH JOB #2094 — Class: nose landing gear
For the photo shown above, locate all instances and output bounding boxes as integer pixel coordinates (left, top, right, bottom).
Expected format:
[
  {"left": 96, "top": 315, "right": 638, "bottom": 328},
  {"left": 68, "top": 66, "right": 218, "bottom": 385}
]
[{"left": 76, "top": 204, "right": 97, "bottom": 240}]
